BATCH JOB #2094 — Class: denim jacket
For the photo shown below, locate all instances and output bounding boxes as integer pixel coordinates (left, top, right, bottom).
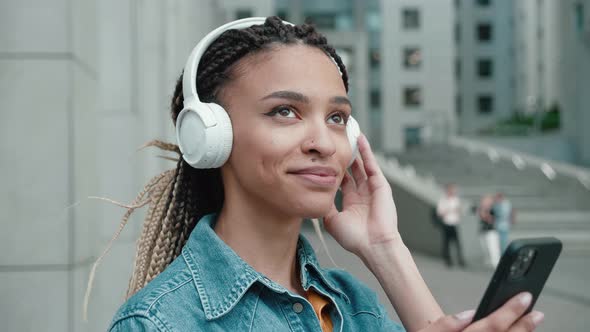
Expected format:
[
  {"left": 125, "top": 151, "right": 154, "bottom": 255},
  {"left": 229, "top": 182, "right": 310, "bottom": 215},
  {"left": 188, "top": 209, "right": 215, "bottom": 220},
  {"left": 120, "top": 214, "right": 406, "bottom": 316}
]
[{"left": 109, "top": 214, "right": 405, "bottom": 331}]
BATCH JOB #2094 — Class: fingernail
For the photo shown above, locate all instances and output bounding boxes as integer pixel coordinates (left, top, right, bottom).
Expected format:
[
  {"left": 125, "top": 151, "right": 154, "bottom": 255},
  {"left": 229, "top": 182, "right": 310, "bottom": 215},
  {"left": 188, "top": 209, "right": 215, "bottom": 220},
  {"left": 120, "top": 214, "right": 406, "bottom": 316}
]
[
  {"left": 454, "top": 309, "right": 475, "bottom": 321},
  {"left": 531, "top": 311, "right": 545, "bottom": 326},
  {"left": 520, "top": 293, "right": 532, "bottom": 307}
]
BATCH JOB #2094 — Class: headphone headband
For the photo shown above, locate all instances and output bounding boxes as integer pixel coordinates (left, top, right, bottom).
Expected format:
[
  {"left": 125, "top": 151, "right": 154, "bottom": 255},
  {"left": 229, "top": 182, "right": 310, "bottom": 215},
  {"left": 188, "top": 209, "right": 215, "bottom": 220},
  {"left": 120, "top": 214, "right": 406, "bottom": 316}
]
[{"left": 182, "top": 17, "right": 292, "bottom": 105}]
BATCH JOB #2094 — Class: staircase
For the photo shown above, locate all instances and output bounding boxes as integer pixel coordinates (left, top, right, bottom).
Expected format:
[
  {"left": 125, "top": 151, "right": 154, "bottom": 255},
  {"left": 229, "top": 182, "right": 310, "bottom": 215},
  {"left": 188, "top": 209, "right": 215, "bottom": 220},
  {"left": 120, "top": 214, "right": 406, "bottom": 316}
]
[{"left": 386, "top": 143, "right": 590, "bottom": 254}]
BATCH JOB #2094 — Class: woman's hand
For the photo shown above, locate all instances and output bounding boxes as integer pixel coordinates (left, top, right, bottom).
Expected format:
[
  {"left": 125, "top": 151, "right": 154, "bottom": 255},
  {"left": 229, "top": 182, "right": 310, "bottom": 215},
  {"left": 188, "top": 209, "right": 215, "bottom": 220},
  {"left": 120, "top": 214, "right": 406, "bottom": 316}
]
[
  {"left": 323, "top": 134, "right": 400, "bottom": 257},
  {"left": 322, "top": 137, "right": 545, "bottom": 332},
  {"left": 420, "top": 292, "right": 544, "bottom": 332}
]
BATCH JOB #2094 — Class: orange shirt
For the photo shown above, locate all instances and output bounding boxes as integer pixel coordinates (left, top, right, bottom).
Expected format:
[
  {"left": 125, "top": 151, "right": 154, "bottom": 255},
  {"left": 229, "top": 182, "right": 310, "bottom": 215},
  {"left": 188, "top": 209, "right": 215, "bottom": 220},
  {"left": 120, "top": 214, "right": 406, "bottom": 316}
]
[{"left": 307, "top": 289, "right": 333, "bottom": 332}]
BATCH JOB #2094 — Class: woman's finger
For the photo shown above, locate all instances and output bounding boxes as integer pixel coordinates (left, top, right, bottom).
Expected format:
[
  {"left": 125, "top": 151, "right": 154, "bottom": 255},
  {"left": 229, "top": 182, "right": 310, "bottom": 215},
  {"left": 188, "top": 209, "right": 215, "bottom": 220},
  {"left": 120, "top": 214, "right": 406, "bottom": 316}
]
[
  {"left": 350, "top": 157, "right": 367, "bottom": 187},
  {"left": 357, "top": 134, "right": 391, "bottom": 193},
  {"left": 468, "top": 292, "right": 533, "bottom": 331},
  {"left": 419, "top": 310, "right": 475, "bottom": 332},
  {"left": 507, "top": 311, "right": 544, "bottom": 332},
  {"left": 357, "top": 134, "right": 383, "bottom": 179}
]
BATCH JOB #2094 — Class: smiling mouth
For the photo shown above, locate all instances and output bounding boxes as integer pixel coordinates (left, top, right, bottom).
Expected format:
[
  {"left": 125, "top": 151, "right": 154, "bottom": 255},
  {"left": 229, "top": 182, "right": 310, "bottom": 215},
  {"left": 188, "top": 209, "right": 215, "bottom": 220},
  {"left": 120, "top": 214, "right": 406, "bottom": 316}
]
[{"left": 288, "top": 172, "right": 338, "bottom": 187}]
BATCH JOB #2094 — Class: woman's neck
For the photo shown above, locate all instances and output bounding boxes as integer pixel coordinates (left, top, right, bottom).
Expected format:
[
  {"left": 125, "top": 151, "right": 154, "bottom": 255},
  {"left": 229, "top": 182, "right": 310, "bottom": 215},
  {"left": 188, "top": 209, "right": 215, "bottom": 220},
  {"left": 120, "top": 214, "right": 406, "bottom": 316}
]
[{"left": 214, "top": 198, "right": 306, "bottom": 297}]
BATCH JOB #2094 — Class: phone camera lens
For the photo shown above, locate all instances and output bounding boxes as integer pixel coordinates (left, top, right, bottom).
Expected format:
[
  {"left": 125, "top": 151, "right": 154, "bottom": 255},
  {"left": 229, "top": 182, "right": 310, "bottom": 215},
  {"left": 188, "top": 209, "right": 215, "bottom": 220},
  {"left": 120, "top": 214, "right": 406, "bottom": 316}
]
[{"left": 508, "top": 248, "right": 538, "bottom": 280}]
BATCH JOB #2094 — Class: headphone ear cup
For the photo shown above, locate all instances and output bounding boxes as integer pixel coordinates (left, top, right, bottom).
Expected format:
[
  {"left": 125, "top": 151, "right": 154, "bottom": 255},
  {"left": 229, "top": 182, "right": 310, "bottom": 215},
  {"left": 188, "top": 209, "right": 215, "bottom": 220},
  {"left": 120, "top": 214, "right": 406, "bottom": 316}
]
[
  {"left": 207, "top": 103, "right": 233, "bottom": 167},
  {"left": 176, "top": 102, "right": 233, "bottom": 169},
  {"left": 346, "top": 116, "right": 361, "bottom": 167}
]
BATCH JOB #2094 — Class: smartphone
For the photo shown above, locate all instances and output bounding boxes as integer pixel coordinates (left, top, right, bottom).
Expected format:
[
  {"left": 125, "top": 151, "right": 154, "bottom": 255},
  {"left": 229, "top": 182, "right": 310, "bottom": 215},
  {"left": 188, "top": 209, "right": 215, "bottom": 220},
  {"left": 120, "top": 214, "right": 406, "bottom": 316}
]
[{"left": 473, "top": 237, "right": 562, "bottom": 321}]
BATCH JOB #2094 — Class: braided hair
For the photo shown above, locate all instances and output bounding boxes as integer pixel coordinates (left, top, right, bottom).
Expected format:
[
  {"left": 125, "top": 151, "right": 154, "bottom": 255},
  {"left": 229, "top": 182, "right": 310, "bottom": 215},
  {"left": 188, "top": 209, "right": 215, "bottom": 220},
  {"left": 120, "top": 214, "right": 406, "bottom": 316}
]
[{"left": 85, "top": 17, "right": 350, "bottom": 308}]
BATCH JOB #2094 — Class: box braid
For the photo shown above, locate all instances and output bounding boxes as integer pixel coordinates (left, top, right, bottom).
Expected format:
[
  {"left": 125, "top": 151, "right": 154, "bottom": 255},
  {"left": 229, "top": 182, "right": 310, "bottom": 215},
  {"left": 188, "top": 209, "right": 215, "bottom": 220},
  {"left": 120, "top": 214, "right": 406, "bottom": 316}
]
[{"left": 84, "top": 17, "right": 349, "bottom": 315}]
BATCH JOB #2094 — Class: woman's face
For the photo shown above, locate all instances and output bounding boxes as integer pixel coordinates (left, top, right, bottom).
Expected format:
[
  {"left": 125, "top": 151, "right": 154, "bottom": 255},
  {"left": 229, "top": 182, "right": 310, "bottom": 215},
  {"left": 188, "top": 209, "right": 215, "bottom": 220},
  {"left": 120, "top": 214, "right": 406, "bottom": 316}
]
[{"left": 218, "top": 44, "right": 352, "bottom": 219}]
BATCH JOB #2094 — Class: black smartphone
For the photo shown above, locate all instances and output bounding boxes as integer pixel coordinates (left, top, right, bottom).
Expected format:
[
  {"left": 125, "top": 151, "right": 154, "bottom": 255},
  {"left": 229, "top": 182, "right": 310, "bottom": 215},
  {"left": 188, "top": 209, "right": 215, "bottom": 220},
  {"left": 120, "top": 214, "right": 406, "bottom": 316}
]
[{"left": 473, "top": 237, "right": 562, "bottom": 321}]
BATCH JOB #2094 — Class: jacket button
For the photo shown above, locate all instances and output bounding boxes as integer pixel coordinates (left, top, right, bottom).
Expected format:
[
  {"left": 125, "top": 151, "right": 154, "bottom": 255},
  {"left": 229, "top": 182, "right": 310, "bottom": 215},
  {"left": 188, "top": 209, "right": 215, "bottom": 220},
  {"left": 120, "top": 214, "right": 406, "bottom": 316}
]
[{"left": 292, "top": 302, "right": 304, "bottom": 313}]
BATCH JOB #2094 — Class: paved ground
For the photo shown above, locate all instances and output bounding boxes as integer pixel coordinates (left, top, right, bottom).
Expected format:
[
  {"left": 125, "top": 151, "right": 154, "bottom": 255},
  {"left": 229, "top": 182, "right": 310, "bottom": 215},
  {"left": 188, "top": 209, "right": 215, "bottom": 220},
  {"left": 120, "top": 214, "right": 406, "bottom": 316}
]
[{"left": 301, "top": 225, "right": 590, "bottom": 332}]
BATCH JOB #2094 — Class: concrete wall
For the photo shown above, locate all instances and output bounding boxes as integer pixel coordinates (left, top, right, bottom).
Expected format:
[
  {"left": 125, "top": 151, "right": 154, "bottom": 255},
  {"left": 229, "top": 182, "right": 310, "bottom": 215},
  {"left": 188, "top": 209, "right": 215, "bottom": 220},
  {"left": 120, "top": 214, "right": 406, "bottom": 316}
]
[
  {"left": 0, "top": 0, "right": 99, "bottom": 331},
  {"left": 0, "top": 0, "right": 261, "bottom": 331},
  {"left": 378, "top": 156, "right": 481, "bottom": 263},
  {"left": 558, "top": 0, "right": 590, "bottom": 167},
  {"left": 393, "top": 183, "right": 441, "bottom": 257},
  {"left": 393, "top": 180, "right": 479, "bottom": 264},
  {"left": 513, "top": 0, "right": 562, "bottom": 113},
  {"left": 475, "top": 134, "right": 577, "bottom": 165}
]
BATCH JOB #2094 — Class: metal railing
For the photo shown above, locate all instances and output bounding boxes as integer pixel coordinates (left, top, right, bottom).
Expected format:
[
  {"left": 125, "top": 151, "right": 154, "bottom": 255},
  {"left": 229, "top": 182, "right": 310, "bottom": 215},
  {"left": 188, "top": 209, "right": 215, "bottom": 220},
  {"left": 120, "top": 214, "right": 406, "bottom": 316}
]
[{"left": 448, "top": 136, "right": 590, "bottom": 189}]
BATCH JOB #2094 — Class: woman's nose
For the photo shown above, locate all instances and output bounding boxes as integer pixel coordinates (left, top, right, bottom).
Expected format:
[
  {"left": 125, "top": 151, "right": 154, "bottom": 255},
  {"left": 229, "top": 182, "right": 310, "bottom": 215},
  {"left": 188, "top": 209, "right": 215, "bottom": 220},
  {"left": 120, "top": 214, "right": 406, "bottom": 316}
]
[{"left": 301, "top": 121, "right": 337, "bottom": 158}]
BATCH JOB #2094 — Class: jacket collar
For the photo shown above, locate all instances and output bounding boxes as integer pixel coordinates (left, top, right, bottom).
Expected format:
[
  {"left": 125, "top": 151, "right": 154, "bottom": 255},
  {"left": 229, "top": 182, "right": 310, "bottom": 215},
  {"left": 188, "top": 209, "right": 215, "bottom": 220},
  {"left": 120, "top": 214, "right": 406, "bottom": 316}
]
[{"left": 182, "top": 213, "right": 348, "bottom": 320}]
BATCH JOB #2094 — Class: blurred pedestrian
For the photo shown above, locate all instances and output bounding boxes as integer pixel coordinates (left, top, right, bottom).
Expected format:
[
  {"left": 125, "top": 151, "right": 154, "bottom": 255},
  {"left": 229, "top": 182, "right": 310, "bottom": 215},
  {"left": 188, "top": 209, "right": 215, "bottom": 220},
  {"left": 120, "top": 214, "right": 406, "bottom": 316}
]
[
  {"left": 477, "top": 194, "right": 500, "bottom": 267},
  {"left": 436, "top": 184, "right": 466, "bottom": 267},
  {"left": 492, "top": 192, "right": 515, "bottom": 252}
]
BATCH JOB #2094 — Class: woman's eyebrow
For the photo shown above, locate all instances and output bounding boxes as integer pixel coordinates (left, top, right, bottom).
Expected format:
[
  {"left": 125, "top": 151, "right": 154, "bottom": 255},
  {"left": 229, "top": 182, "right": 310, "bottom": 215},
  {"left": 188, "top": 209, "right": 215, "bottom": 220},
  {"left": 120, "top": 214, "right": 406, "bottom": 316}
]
[
  {"left": 260, "top": 91, "right": 351, "bottom": 108},
  {"left": 329, "top": 96, "right": 352, "bottom": 107},
  {"left": 260, "top": 90, "right": 310, "bottom": 103}
]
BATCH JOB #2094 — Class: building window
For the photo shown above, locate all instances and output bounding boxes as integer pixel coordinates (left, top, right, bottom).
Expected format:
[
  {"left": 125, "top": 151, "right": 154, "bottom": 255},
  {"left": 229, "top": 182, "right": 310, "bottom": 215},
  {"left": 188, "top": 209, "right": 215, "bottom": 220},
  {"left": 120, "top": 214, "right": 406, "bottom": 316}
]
[
  {"left": 455, "top": 58, "right": 461, "bottom": 80},
  {"left": 404, "top": 127, "right": 422, "bottom": 147},
  {"left": 403, "top": 87, "right": 422, "bottom": 108},
  {"left": 477, "top": 23, "right": 493, "bottom": 42},
  {"left": 367, "top": 10, "right": 381, "bottom": 32},
  {"left": 456, "top": 95, "right": 462, "bottom": 115},
  {"left": 455, "top": 22, "right": 461, "bottom": 43},
  {"left": 477, "top": 95, "right": 494, "bottom": 113},
  {"left": 476, "top": 0, "right": 491, "bottom": 7},
  {"left": 477, "top": 58, "right": 493, "bottom": 78},
  {"left": 370, "top": 90, "right": 381, "bottom": 108},
  {"left": 236, "top": 9, "right": 253, "bottom": 20},
  {"left": 402, "top": 8, "right": 420, "bottom": 29},
  {"left": 370, "top": 49, "right": 380, "bottom": 69},
  {"left": 403, "top": 47, "right": 422, "bottom": 69}
]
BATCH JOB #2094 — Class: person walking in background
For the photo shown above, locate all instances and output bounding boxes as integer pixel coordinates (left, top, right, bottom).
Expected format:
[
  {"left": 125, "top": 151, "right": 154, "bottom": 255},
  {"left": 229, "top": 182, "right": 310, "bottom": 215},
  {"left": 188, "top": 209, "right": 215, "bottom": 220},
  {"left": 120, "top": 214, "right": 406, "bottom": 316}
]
[
  {"left": 436, "top": 184, "right": 466, "bottom": 267},
  {"left": 477, "top": 194, "right": 500, "bottom": 267},
  {"left": 492, "top": 192, "right": 516, "bottom": 252}
]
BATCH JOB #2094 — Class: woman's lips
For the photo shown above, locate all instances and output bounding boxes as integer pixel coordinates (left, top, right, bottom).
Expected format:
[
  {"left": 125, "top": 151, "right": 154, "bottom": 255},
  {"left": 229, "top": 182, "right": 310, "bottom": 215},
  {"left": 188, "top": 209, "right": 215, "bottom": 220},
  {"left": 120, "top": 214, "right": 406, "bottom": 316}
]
[
  {"left": 288, "top": 166, "right": 339, "bottom": 187},
  {"left": 290, "top": 173, "right": 338, "bottom": 186}
]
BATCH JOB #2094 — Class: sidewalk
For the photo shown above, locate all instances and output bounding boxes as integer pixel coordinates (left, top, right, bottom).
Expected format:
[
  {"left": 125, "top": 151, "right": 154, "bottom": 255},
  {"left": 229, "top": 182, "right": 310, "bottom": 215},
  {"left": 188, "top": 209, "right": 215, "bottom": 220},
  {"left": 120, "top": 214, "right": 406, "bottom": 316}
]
[{"left": 302, "top": 226, "right": 590, "bottom": 331}]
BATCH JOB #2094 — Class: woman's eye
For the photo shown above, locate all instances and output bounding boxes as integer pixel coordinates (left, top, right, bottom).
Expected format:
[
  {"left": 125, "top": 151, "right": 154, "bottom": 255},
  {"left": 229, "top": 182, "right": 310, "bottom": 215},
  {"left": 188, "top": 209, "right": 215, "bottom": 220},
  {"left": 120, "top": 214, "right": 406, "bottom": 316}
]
[
  {"left": 328, "top": 113, "right": 346, "bottom": 125},
  {"left": 268, "top": 106, "right": 297, "bottom": 118}
]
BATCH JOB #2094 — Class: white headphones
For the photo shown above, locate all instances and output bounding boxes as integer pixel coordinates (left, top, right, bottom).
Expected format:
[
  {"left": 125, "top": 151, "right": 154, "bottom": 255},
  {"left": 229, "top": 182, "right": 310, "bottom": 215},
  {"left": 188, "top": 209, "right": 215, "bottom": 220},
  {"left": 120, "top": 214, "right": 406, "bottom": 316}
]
[{"left": 175, "top": 17, "right": 360, "bottom": 169}]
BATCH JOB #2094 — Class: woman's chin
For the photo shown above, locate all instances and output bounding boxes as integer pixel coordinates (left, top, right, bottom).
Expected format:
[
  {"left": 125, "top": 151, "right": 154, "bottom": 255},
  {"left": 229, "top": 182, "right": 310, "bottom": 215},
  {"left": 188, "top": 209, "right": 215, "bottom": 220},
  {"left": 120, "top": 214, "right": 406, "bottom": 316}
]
[
  {"left": 295, "top": 201, "right": 334, "bottom": 219},
  {"left": 277, "top": 190, "right": 337, "bottom": 219}
]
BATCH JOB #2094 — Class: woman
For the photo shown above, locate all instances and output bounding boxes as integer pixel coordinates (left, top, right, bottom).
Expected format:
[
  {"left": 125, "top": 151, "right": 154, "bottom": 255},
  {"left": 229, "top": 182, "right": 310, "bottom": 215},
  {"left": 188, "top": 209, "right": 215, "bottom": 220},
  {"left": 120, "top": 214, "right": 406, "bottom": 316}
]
[
  {"left": 477, "top": 194, "right": 501, "bottom": 267},
  {"left": 103, "top": 17, "right": 543, "bottom": 331},
  {"left": 492, "top": 192, "right": 515, "bottom": 253}
]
